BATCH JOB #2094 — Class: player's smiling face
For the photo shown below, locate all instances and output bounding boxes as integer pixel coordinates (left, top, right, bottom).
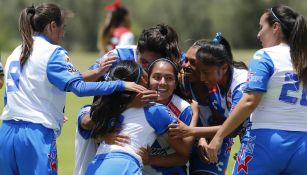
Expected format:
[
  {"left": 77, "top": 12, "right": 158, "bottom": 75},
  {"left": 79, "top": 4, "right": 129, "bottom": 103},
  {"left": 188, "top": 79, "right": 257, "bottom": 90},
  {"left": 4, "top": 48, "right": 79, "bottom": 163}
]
[
  {"left": 182, "top": 47, "right": 199, "bottom": 82},
  {"left": 149, "top": 61, "right": 176, "bottom": 105}
]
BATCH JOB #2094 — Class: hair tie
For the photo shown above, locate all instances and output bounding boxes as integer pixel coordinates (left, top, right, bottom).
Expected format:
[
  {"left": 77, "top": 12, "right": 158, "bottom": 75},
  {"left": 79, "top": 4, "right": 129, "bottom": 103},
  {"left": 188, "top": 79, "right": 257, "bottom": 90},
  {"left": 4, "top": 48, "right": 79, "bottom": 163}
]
[
  {"left": 148, "top": 58, "right": 178, "bottom": 73},
  {"left": 104, "top": 0, "right": 121, "bottom": 11},
  {"left": 213, "top": 32, "right": 222, "bottom": 44},
  {"left": 270, "top": 8, "right": 289, "bottom": 32},
  {"left": 26, "top": 5, "right": 35, "bottom": 15}
]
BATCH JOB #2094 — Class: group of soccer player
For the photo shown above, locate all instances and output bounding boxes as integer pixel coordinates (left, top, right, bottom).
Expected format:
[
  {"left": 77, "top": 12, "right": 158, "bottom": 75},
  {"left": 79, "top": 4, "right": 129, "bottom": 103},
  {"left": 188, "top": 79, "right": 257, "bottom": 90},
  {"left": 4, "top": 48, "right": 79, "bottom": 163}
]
[{"left": 0, "top": 2, "right": 307, "bottom": 175}]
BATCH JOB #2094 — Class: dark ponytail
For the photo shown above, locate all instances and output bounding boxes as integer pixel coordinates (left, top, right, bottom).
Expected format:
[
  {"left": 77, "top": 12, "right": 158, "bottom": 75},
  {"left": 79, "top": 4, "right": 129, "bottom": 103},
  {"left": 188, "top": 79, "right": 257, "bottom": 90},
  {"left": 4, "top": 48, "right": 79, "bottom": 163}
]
[
  {"left": 266, "top": 5, "right": 307, "bottom": 85},
  {"left": 19, "top": 6, "right": 35, "bottom": 66},
  {"left": 196, "top": 35, "right": 247, "bottom": 70},
  {"left": 19, "top": 3, "right": 63, "bottom": 67},
  {"left": 90, "top": 61, "right": 142, "bottom": 138},
  {"left": 289, "top": 14, "right": 307, "bottom": 85},
  {"left": 137, "top": 24, "right": 181, "bottom": 68}
]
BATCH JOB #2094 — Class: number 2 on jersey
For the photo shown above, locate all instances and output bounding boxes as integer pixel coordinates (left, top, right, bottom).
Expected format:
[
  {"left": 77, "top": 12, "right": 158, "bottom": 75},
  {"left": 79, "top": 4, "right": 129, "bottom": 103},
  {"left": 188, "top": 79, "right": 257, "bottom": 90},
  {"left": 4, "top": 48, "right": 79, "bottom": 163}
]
[{"left": 279, "top": 73, "right": 307, "bottom": 106}]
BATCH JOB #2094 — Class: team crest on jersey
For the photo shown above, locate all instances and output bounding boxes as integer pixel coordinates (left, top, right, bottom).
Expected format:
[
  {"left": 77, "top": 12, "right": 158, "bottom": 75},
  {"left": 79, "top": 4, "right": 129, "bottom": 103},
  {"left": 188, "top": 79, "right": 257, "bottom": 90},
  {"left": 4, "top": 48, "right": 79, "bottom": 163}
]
[{"left": 48, "top": 138, "right": 58, "bottom": 175}]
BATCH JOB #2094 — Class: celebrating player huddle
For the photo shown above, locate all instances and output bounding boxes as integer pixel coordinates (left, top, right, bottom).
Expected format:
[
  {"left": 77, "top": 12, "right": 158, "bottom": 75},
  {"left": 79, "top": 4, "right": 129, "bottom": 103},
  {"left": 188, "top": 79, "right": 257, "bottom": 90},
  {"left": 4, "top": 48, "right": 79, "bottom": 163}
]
[{"left": 1, "top": 2, "right": 307, "bottom": 175}]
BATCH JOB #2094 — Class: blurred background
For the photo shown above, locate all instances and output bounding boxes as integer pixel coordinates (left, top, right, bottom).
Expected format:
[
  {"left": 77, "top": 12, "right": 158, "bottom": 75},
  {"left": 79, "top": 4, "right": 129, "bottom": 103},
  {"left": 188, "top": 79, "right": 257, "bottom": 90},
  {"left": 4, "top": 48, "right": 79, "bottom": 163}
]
[
  {"left": 1, "top": 0, "right": 307, "bottom": 53},
  {"left": 1, "top": 0, "right": 307, "bottom": 174}
]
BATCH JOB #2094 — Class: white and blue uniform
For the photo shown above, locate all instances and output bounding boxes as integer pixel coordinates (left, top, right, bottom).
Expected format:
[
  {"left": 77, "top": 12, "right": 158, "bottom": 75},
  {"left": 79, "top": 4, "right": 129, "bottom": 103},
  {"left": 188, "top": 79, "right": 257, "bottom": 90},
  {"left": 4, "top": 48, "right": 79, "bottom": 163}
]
[
  {"left": 143, "top": 94, "right": 192, "bottom": 175},
  {"left": 190, "top": 68, "right": 248, "bottom": 175},
  {"left": 0, "top": 35, "right": 126, "bottom": 175},
  {"left": 85, "top": 104, "right": 176, "bottom": 175},
  {"left": 233, "top": 43, "right": 307, "bottom": 175},
  {"left": 74, "top": 105, "right": 98, "bottom": 175}
]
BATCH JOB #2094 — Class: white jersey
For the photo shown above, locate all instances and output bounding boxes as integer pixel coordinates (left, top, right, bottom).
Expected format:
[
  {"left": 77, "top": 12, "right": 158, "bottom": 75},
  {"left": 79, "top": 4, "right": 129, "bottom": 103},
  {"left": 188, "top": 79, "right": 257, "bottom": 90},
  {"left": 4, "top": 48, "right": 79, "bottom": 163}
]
[
  {"left": 208, "top": 68, "right": 248, "bottom": 118},
  {"left": 143, "top": 95, "right": 192, "bottom": 175},
  {"left": 74, "top": 105, "right": 98, "bottom": 175},
  {"left": 1, "top": 35, "right": 81, "bottom": 136},
  {"left": 245, "top": 43, "right": 307, "bottom": 131},
  {"left": 96, "top": 104, "right": 176, "bottom": 167}
]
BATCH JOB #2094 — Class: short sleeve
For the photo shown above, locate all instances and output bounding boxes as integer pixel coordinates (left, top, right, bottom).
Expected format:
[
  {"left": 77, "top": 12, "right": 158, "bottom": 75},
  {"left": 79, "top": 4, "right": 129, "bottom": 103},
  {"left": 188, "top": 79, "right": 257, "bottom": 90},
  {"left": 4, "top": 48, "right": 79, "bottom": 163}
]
[
  {"left": 178, "top": 106, "right": 192, "bottom": 125},
  {"left": 231, "top": 83, "right": 246, "bottom": 112},
  {"left": 47, "top": 48, "right": 82, "bottom": 91},
  {"left": 244, "top": 50, "right": 274, "bottom": 92},
  {"left": 144, "top": 104, "right": 176, "bottom": 135},
  {"left": 77, "top": 105, "right": 92, "bottom": 140}
]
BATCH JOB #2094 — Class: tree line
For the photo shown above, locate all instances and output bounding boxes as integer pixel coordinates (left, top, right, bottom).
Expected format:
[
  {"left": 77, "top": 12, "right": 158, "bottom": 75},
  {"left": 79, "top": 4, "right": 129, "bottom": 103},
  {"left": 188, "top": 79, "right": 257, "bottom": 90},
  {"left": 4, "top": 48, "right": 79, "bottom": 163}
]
[{"left": 1, "top": 0, "right": 306, "bottom": 52}]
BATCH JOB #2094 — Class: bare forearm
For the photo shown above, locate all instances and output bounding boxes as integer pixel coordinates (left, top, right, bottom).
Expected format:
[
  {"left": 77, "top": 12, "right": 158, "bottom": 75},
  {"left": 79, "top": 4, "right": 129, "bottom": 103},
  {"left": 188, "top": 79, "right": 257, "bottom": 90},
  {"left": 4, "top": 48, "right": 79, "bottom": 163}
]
[
  {"left": 189, "top": 126, "right": 220, "bottom": 138},
  {"left": 215, "top": 93, "right": 261, "bottom": 139}
]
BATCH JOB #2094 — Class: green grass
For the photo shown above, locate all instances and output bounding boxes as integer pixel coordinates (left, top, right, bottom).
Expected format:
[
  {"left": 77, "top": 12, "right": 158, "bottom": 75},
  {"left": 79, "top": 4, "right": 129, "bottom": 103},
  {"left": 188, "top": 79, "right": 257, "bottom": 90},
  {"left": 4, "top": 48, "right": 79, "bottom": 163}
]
[{"left": 0, "top": 49, "right": 255, "bottom": 175}]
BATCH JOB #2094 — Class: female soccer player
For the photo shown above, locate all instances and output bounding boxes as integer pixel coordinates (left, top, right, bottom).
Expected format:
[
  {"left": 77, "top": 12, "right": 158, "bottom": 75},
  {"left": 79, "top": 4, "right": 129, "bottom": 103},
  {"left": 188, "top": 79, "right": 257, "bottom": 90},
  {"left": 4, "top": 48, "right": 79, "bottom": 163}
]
[
  {"left": 141, "top": 58, "right": 198, "bottom": 175},
  {"left": 0, "top": 3, "right": 145, "bottom": 175},
  {"left": 85, "top": 61, "right": 189, "bottom": 175},
  {"left": 207, "top": 5, "right": 307, "bottom": 175},
  {"left": 169, "top": 34, "right": 248, "bottom": 175}
]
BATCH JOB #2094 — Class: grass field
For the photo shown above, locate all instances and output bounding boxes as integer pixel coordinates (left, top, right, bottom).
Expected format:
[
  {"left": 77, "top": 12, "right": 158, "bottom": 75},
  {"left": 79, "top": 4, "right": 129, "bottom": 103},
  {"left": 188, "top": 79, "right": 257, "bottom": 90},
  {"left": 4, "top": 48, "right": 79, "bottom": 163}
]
[{"left": 0, "top": 49, "right": 256, "bottom": 175}]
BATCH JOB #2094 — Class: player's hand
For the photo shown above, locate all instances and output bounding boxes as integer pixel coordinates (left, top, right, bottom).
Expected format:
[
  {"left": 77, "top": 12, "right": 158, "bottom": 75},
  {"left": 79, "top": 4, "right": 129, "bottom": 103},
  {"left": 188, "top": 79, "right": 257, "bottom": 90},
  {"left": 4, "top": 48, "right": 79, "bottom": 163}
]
[
  {"left": 168, "top": 118, "right": 191, "bottom": 138},
  {"left": 124, "top": 82, "right": 147, "bottom": 93},
  {"left": 206, "top": 135, "right": 223, "bottom": 163},
  {"left": 98, "top": 55, "right": 118, "bottom": 75},
  {"left": 95, "top": 132, "right": 130, "bottom": 147},
  {"left": 140, "top": 90, "right": 159, "bottom": 105},
  {"left": 136, "top": 145, "right": 151, "bottom": 165},
  {"left": 197, "top": 138, "right": 210, "bottom": 164},
  {"left": 63, "top": 115, "right": 69, "bottom": 123}
]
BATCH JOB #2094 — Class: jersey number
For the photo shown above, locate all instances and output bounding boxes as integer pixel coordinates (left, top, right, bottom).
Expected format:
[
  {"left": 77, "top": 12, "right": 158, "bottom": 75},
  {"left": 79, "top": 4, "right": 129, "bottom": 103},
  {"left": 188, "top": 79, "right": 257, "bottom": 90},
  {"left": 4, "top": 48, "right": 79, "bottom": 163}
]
[
  {"left": 6, "top": 61, "right": 21, "bottom": 93},
  {"left": 279, "top": 73, "right": 307, "bottom": 106}
]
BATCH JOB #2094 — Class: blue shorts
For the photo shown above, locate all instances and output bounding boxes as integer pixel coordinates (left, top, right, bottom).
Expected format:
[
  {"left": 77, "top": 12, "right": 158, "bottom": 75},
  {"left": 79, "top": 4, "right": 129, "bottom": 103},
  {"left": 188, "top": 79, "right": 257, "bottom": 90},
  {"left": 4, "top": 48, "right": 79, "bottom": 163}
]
[
  {"left": 233, "top": 129, "right": 307, "bottom": 175},
  {"left": 0, "top": 120, "right": 57, "bottom": 175},
  {"left": 189, "top": 138, "right": 233, "bottom": 175},
  {"left": 85, "top": 152, "right": 142, "bottom": 175}
]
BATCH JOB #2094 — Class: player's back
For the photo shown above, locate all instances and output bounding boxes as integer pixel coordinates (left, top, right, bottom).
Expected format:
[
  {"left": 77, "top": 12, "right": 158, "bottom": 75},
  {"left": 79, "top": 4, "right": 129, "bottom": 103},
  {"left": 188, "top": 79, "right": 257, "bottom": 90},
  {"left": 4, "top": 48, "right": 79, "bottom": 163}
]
[{"left": 251, "top": 43, "right": 307, "bottom": 131}]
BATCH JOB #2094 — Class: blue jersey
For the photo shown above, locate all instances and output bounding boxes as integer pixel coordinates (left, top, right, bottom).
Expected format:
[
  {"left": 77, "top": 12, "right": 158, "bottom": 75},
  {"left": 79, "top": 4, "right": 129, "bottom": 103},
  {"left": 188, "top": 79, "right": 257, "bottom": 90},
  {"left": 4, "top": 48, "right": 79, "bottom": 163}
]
[
  {"left": 208, "top": 68, "right": 247, "bottom": 118},
  {"left": 189, "top": 68, "right": 247, "bottom": 175}
]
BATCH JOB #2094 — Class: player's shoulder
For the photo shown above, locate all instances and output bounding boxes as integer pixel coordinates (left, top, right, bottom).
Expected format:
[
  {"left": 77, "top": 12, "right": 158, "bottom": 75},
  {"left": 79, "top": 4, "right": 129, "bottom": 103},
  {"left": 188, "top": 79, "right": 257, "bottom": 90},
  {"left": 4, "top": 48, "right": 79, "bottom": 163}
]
[{"left": 169, "top": 94, "right": 191, "bottom": 110}]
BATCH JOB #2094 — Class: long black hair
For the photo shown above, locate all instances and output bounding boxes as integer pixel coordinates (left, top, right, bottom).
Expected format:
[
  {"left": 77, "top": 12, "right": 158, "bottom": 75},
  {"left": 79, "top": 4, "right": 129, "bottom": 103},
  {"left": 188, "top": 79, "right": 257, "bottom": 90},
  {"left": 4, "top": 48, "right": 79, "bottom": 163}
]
[
  {"left": 137, "top": 24, "right": 181, "bottom": 68},
  {"left": 19, "top": 3, "right": 64, "bottom": 67},
  {"left": 90, "top": 61, "right": 142, "bottom": 138},
  {"left": 196, "top": 35, "right": 247, "bottom": 70}
]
